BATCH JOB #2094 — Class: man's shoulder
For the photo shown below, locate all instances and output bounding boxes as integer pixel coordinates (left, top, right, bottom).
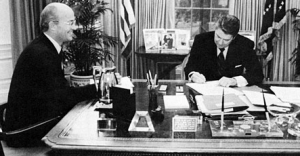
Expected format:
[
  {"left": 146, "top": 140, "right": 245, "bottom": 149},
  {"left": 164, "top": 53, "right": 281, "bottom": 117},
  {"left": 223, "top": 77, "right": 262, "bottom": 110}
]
[
  {"left": 232, "top": 34, "right": 254, "bottom": 49},
  {"left": 235, "top": 34, "right": 254, "bottom": 44},
  {"left": 23, "top": 34, "right": 53, "bottom": 54}
]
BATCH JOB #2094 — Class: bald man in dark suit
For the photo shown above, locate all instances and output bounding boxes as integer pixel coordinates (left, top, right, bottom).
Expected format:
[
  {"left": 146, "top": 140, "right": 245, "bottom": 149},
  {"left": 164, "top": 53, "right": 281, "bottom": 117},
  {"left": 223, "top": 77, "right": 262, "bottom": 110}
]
[
  {"left": 185, "top": 15, "right": 264, "bottom": 87},
  {"left": 4, "top": 3, "right": 97, "bottom": 147}
]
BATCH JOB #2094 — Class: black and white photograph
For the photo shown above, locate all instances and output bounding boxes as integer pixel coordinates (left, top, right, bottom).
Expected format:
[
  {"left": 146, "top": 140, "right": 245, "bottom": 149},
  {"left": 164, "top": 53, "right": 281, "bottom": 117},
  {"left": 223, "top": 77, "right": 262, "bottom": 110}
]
[{"left": 1, "top": 0, "right": 300, "bottom": 155}]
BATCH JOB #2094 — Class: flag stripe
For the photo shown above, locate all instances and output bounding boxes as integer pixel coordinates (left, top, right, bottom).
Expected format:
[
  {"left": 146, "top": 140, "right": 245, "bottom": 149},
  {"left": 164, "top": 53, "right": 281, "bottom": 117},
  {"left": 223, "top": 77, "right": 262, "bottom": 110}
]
[
  {"left": 119, "top": 0, "right": 135, "bottom": 46},
  {"left": 123, "top": 0, "right": 136, "bottom": 25}
]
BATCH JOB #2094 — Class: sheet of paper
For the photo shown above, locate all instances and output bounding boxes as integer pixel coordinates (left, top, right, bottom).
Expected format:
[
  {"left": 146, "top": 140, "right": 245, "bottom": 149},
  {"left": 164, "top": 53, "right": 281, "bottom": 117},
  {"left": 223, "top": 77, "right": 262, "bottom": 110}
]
[
  {"left": 243, "top": 91, "right": 284, "bottom": 106},
  {"left": 163, "top": 95, "right": 189, "bottom": 109},
  {"left": 186, "top": 81, "right": 243, "bottom": 95},
  {"left": 195, "top": 95, "right": 248, "bottom": 114},
  {"left": 270, "top": 86, "right": 300, "bottom": 103}
]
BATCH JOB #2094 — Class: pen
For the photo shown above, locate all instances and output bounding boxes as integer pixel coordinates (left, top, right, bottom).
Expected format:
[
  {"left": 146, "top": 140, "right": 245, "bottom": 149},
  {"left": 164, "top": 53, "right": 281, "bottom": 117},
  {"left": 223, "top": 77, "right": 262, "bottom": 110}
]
[
  {"left": 262, "top": 90, "right": 271, "bottom": 132},
  {"left": 146, "top": 73, "right": 150, "bottom": 85},
  {"left": 221, "top": 88, "right": 224, "bottom": 131},
  {"left": 148, "top": 70, "right": 153, "bottom": 84}
]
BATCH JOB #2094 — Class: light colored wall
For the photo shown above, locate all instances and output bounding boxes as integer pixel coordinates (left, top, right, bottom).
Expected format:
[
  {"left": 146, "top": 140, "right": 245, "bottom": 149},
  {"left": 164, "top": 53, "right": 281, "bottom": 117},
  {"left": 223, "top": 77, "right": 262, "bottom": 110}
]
[{"left": 0, "top": 0, "right": 12, "bottom": 104}]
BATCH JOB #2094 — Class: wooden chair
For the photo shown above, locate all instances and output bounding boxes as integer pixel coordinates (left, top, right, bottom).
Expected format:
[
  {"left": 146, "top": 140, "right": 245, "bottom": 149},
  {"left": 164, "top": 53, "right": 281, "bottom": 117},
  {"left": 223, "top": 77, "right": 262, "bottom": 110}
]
[
  {"left": 180, "top": 54, "right": 190, "bottom": 80},
  {"left": 0, "top": 103, "right": 61, "bottom": 147}
]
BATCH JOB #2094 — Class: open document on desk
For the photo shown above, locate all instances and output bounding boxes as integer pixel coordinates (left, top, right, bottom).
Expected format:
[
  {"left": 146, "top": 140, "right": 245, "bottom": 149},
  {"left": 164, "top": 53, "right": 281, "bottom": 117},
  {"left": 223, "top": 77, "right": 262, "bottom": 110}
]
[
  {"left": 186, "top": 81, "right": 267, "bottom": 116},
  {"left": 163, "top": 95, "right": 190, "bottom": 109},
  {"left": 243, "top": 91, "right": 292, "bottom": 113},
  {"left": 270, "top": 86, "right": 300, "bottom": 104},
  {"left": 186, "top": 81, "right": 243, "bottom": 95}
]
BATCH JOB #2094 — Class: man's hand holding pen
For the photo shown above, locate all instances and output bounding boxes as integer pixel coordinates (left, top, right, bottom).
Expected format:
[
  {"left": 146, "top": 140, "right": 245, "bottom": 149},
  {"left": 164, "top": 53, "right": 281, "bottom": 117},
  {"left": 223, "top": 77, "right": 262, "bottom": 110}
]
[{"left": 218, "top": 77, "right": 237, "bottom": 87}]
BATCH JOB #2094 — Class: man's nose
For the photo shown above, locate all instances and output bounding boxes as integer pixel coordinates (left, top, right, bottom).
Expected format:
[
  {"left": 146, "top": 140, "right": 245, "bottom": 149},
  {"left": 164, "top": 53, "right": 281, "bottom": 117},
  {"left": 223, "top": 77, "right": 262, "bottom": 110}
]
[
  {"left": 71, "top": 24, "right": 78, "bottom": 30},
  {"left": 217, "top": 39, "right": 224, "bottom": 45}
]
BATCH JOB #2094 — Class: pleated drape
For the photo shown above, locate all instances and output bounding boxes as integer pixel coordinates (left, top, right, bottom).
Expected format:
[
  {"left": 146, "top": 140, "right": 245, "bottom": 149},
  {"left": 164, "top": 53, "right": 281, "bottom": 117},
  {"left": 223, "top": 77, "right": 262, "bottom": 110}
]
[
  {"left": 271, "top": 0, "right": 300, "bottom": 81},
  {"left": 9, "top": 0, "right": 55, "bottom": 67},
  {"left": 103, "top": 0, "right": 125, "bottom": 75},
  {"left": 132, "top": 0, "right": 174, "bottom": 79},
  {"left": 234, "top": 0, "right": 265, "bottom": 46},
  {"left": 234, "top": 0, "right": 300, "bottom": 81}
]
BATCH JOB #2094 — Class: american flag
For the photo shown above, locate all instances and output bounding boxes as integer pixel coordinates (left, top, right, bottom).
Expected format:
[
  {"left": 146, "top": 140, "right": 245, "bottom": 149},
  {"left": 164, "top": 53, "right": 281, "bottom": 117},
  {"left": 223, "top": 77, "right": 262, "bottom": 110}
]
[
  {"left": 258, "top": 0, "right": 286, "bottom": 61},
  {"left": 119, "top": 0, "right": 136, "bottom": 46}
]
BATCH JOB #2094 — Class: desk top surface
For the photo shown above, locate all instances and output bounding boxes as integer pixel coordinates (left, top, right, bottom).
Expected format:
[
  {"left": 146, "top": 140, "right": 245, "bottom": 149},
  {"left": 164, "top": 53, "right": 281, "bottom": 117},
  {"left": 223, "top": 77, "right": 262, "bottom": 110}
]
[{"left": 43, "top": 80, "right": 300, "bottom": 154}]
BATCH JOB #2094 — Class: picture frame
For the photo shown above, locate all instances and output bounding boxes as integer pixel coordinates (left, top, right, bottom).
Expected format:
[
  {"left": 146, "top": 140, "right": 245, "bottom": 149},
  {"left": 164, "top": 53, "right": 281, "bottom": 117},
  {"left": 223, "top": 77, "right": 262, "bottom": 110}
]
[
  {"left": 175, "top": 29, "right": 190, "bottom": 49},
  {"left": 161, "top": 29, "right": 176, "bottom": 52},
  {"left": 143, "top": 28, "right": 191, "bottom": 54},
  {"left": 143, "top": 29, "right": 164, "bottom": 53}
]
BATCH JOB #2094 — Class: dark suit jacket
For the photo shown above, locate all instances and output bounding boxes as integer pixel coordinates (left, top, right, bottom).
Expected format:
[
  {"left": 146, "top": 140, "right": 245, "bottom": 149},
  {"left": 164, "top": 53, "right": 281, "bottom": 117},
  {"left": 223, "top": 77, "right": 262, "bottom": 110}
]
[
  {"left": 4, "top": 33, "right": 96, "bottom": 141},
  {"left": 184, "top": 31, "right": 264, "bottom": 85}
]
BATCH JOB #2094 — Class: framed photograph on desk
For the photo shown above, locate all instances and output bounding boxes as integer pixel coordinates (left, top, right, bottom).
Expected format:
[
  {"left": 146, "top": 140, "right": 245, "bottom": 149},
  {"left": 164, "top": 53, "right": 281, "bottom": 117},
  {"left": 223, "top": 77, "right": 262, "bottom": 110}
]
[
  {"left": 175, "top": 29, "right": 190, "bottom": 50},
  {"left": 161, "top": 29, "right": 176, "bottom": 53},
  {"left": 143, "top": 29, "right": 164, "bottom": 53}
]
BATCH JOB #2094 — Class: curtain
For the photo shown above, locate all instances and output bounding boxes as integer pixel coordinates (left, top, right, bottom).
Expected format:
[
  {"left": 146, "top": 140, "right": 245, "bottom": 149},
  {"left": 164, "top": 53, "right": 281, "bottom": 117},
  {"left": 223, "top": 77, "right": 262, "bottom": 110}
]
[
  {"left": 233, "top": 0, "right": 267, "bottom": 79},
  {"left": 9, "top": 0, "right": 55, "bottom": 67},
  {"left": 272, "top": 0, "right": 300, "bottom": 81},
  {"left": 234, "top": 0, "right": 266, "bottom": 46},
  {"left": 234, "top": 0, "right": 300, "bottom": 81},
  {"left": 103, "top": 0, "right": 125, "bottom": 75},
  {"left": 130, "top": 0, "right": 174, "bottom": 79}
]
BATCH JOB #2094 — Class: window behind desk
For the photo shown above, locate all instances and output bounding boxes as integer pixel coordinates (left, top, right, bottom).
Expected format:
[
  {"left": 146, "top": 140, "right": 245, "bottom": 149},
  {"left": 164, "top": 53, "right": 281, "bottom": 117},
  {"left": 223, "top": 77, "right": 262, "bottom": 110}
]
[{"left": 175, "top": 0, "right": 234, "bottom": 38}]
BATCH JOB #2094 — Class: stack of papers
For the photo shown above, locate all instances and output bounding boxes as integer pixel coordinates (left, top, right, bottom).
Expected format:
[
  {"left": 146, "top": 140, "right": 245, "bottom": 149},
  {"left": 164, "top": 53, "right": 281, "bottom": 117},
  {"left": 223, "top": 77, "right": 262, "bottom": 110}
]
[
  {"left": 163, "top": 95, "right": 190, "bottom": 109},
  {"left": 270, "top": 86, "right": 300, "bottom": 104},
  {"left": 243, "top": 91, "right": 283, "bottom": 106},
  {"left": 243, "top": 90, "right": 292, "bottom": 113},
  {"left": 195, "top": 95, "right": 249, "bottom": 116},
  {"left": 186, "top": 81, "right": 243, "bottom": 95}
]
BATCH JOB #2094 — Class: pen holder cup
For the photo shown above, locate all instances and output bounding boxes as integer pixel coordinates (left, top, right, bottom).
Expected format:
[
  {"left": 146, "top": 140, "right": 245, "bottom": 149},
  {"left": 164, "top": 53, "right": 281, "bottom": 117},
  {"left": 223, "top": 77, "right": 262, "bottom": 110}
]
[{"left": 148, "top": 85, "right": 158, "bottom": 112}]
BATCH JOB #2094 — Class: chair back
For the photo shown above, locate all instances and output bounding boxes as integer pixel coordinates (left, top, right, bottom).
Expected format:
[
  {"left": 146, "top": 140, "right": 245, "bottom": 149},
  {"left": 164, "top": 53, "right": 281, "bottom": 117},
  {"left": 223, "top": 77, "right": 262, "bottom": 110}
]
[
  {"left": 238, "top": 30, "right": 256, "bottom": 49},
  {"left": 0, "top": 103, "right": 61, "bottom": 147}
]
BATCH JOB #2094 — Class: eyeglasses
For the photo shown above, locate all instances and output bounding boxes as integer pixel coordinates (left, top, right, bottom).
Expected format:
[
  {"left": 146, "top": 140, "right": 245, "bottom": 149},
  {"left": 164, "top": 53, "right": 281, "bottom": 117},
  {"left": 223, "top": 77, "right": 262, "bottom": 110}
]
[{"left": 52, "top": 20, "right": 76, "bottom": 26}]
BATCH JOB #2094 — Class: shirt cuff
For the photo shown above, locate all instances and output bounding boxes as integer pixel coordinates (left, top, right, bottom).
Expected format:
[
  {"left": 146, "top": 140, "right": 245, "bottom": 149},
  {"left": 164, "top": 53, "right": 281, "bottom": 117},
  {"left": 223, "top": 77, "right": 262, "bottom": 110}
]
[
  {"left": 233, "top": 76, "right": 248, "bottom": 87},
  {"left": 188, "top": 71, "right": 197, "bottom": 78}
]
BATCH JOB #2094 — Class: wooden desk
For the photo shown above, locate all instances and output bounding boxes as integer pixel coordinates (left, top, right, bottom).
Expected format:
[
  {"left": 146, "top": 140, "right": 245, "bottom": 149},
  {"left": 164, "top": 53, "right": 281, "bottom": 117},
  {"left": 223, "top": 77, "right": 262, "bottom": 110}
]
[
  {"left": 43, "top": 80, "right": 300, "bottom": 155},
  {"left": 136, "top": 51, "right": 188, "bottom": 80}
]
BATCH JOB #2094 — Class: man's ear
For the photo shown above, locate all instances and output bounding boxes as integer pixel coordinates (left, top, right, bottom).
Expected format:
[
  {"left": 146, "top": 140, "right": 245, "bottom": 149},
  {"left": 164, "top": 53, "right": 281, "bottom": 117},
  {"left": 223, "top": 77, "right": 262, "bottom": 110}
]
[
  {"left": 232, "top": 35, "right": 237, "bottom": 40},
  {"left": 48, "top": 21, "right": 57, "bottom": 31}
]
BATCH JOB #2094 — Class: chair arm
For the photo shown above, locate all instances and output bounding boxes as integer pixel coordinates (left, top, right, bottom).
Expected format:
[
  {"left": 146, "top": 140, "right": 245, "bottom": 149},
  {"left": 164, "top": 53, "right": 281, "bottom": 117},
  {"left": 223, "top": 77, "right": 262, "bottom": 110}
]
[{"left": 0, "top": 115, "right": 61, "bottom": 141}]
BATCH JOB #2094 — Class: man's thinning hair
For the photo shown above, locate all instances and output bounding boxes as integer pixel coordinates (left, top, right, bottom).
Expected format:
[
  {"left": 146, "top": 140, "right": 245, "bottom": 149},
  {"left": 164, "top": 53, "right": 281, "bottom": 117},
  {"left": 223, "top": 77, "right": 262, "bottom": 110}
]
[
  {"left": 215, "top": 15, "right": 240, "bottom": 37},
  {"left": 39, "top": 3, "right": 59, "bottom": 32}
]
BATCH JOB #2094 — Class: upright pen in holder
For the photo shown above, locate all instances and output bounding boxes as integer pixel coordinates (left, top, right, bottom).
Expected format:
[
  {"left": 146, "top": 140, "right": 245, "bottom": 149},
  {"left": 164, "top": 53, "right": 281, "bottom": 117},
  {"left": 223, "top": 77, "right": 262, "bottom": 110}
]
[
  {"left": 147, "top": 71, "right": 159, "bottom": 114},
  {"left": 220, "top": 88, "right": 224, "bottom": 131},
  {"left": 262, "top": 90, "right": 271, "bottom": 132}
]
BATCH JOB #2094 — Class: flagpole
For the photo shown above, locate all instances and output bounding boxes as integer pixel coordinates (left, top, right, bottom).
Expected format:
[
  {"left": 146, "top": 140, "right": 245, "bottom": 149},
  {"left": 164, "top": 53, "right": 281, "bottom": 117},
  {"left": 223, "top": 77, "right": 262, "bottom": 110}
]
[{"left": 273, "top": 0, "right": 277, "bottom": 28}]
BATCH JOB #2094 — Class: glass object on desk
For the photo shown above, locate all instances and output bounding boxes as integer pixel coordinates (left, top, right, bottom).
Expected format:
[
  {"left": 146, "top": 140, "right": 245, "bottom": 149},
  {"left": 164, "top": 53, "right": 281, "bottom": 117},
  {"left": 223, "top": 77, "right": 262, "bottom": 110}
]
[
  {"left": 93, "top": 66, "right": 118, "bottom": 104},
  {"left": 275, "top": 111, "right": 300, "bottom": 139}
]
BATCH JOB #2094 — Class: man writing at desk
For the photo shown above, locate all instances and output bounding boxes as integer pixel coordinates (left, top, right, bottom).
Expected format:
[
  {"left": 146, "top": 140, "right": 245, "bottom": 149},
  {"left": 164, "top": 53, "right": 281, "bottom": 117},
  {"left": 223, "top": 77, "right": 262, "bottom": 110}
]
[
  {"left": 185, "top": 15, "right": 264, "bottom": 87},
  {"left": 4, "top": 3, "right": 97, "bottom": 147}
]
